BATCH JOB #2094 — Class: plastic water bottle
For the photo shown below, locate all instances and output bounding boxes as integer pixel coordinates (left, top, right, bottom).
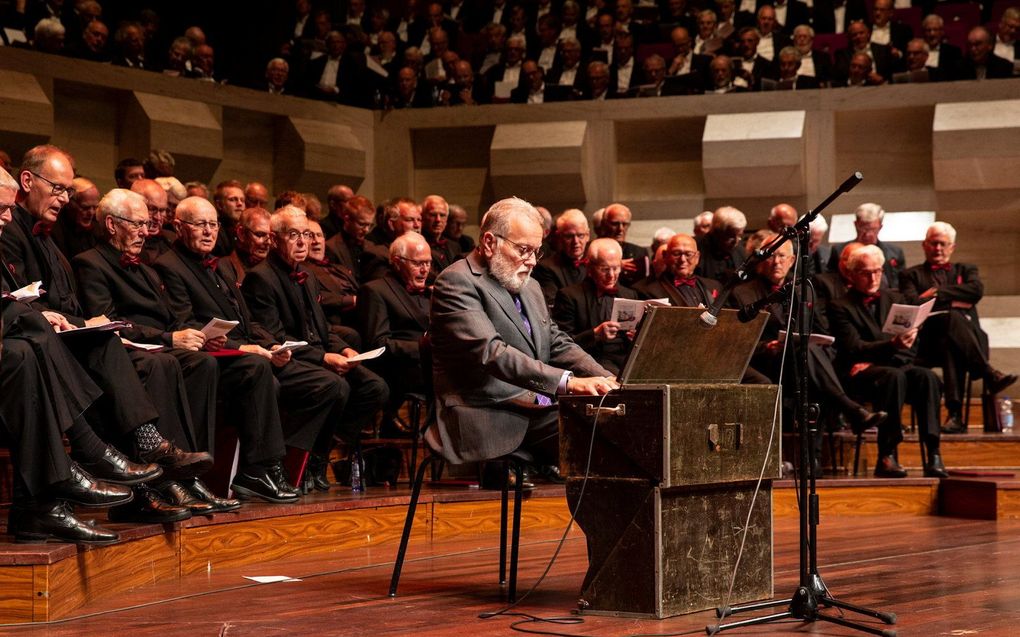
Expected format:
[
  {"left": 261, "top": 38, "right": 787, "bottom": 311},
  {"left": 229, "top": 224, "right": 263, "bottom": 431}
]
[
  {"left": 1000, "top": 397, "right": 1014, "bottom": 433},
  {"left": 350, "top": 451, "right": 364, "bottom": 493}
]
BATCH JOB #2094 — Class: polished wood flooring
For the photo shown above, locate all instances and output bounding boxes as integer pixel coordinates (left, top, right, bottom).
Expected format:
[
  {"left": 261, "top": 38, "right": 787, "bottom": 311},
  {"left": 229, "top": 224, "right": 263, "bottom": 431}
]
[{"left": 2, "top": 513, "right": 1018, "bottom": 636}]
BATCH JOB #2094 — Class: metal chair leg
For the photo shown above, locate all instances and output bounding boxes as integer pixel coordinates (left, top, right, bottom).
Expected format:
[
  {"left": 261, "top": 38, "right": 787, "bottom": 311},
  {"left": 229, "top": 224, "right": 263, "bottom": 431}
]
[
  {"left": 853, "top": 433, "right": 863, "bottom": 477},
  {"left": 408, "top": 398, "right": 421, "bottom": 484},
  {"left": 389, "top": 457, "right": 431, "bottom": 597},
  {"left": 508, "top": 460, "right": 524, "bottom": 604},
  {"left": 499, "top": 459, "right": 509, "bottom": 586}
]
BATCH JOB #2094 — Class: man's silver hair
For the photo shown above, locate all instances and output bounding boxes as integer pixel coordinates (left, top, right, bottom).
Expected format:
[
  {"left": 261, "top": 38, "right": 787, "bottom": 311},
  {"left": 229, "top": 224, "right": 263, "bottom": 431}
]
[
  {"left": 479, "top": 196, "right": 542, "bottom": 237},
  {"left": 809, "top": 215, "right": 828, "bottom": 234},
  {"left": 35, "top": 17, "right": 65, "bottom": 39},
  {"left": 855, "top": 202, "right": 885, "bottom": 223},
  {"left": 848, "top": 244, "right": 884, "bottom": 270},
  {"left": 556, "top": 208, "right": 590, "bottom": 232},
  {"left": 97, "top": 189, "right": 147, "bottom": 224},
  {"left": 712, "top": 206, "right": 747, "bottom": 231},
  {"left": 390, "top": 230, "right": 430, "bottom": 258},
  {"left": 927, "top": 221, "right": 956, "bottom": 244},
  {"left": 270, "top": 205, "right": 307, "bottom": 234},
  {"left": 0, "top": 167, "right": 19, "bottom": 193},
  {"left": 587, "top": 237, "right": 622, "bottom": 261}
]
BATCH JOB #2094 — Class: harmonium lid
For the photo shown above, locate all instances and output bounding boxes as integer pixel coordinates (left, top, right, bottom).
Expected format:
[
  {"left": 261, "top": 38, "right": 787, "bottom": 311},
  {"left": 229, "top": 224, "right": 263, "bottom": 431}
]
[{"left": 618, "top": 307, "right": 766, "bottom": 385}]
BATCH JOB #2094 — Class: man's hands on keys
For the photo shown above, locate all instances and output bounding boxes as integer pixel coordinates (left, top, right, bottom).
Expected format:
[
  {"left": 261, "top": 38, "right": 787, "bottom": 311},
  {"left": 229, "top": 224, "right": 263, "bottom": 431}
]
[{"left": 567, "top": 375, "right": 620, "bottom": 396}]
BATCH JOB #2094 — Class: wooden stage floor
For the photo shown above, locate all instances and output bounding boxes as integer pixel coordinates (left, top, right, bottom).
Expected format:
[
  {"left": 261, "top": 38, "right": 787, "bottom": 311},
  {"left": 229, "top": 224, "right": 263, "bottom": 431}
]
[{"left": 4, "top": 513, "right": 1019, "bottom": 637}]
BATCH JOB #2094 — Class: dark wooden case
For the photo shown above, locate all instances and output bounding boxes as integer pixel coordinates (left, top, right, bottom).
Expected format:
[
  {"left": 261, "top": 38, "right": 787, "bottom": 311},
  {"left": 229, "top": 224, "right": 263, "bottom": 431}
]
[{"left": 558, "top": 307, "right": 781, "bottom": 617}]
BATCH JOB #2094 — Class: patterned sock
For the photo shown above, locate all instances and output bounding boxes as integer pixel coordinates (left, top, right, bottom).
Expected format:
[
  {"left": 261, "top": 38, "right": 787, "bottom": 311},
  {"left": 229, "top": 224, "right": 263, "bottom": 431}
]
[{"left": 134, "top": 422, "right": 164, "bottom": 452}]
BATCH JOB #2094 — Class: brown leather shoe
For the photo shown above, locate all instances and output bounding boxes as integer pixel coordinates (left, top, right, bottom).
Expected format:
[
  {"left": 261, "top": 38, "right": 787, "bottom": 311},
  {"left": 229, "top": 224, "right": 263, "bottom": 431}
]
[
  {"left": 874, "top": 455, "right": 908, "bottom": 478},
  {"left": 138, "top": 440, "right": 213, "bottom": 480},
  {"left": 158, "top": 481, "right": 216, "bottom": 515}
]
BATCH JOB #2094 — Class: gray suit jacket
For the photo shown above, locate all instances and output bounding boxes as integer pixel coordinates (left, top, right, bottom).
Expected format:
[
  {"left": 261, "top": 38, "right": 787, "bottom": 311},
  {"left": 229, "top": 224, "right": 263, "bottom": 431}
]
[{"left": 430, "top": 251, "right": 611, "bottom": 463}]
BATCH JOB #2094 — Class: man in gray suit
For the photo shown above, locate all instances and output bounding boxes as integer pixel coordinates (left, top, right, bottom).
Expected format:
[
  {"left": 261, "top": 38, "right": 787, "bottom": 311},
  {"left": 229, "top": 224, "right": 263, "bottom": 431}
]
[{"left": 430, "top": 197, "right": 618, "bottom": 467}]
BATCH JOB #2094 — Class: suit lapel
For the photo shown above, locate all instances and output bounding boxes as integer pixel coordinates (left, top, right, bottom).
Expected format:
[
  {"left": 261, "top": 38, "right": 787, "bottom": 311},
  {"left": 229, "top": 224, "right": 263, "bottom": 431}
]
[
  {"left": 469, "top": 252, "right": 536, "bottom": 353},
  {"left": 180, "top": 251, "right": 243, "bottom": 324}
]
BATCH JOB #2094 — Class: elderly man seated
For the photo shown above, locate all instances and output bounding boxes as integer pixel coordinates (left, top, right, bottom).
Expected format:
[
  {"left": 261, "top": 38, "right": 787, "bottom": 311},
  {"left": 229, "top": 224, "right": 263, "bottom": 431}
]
[
  {"left": 827, "top": 202, "right": 906, "bottom": 288},
  {"left": 324, "top": 195, "right": 389, "bottom": 285},
  {"left": 358, "top": 233, "right": 433, "bottom": 435},
  {"left": 634, "top": 232, "right": 719, "bottom": 307},
  {"left": 223, "top": 207, "right": 273, "bottom": 285},
  {"left": 900, "top": 222, "right": 1017, "bottom": 433},
  {"left": 552, "top": 238, "right": 641, "bottom": 376},
  {"left": 828, "top": 245, "right": 948, "bottom": 478},
  {"left": 730, "top": 232, "right": 888, "bottom": 444},
  {"left": 599, "top": 203, "right": 649, "bottom": 288},
  {"left": 533, "top": 208, "right": 590, "bottom": 307},
  {"left": 695, "top": 206, "right": 747, "bottom": 284}
]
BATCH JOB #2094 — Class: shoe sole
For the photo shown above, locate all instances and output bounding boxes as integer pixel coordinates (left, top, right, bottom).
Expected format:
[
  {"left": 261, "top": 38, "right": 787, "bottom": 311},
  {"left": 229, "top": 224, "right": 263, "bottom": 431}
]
[
  {"left": 107, "top": 509, "right": 193, "bottom": 524},
  {"left": 156, "top": 457, "right": 214, "bottom": 481},
  {"left": 13, "top": 532, "right": 120, "bottom": 545},
  {"left": 78, "top": 466, "right": 164, "bottom": 486},
  {"left": 63, "top": 492, "right": 134, "bottom": 508},
  {"left": 231, "top": 483, "right": 300, "bottom": 504}
]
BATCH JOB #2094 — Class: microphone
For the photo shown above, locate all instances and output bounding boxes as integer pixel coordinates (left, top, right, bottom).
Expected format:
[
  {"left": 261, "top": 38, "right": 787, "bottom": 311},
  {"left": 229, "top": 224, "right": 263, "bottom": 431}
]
[
  {"left": 838, "top": 171, "right": 864, "bottom": 194},
  {"left": 736, "top": 282, "right": 793, "bottom": 323}
]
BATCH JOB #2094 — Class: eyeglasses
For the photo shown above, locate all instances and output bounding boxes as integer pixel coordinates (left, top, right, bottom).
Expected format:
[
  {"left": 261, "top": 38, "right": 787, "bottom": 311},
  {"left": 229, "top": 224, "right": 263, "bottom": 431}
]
[
  {"left": 668, "top": 250, "right": 698, "bottom": 260},
  {"left": 245, "top": 228, "right": 270, "bottom": 240},
  {"left": 604, "top": 220, "right": 631, "bottom": 228},
  {"left": 281, "top": 230, "right": 315, "bottom": 242},
  {"left": 924, "top": 240, "right": 953, "bottom": 248},
  {"left": 110, "top": 214, "right": 148, "bottom": 231},
  {"left": 766, "top": 253, "right": 795, "bottom": 262},
  {"left": 181, "top": 219, "right": 221, "bottom": 231},
  {"left": 495, "top": 234, "right": 544, "bottom": 261},
  {"left": 559, "top": 232, "right": 589, "bottom": 241},
  {"left": 397, "top": 256, "right": 432, "bottom": 270},
  {"left": 0, "top": 203, "right": 17, "bottom": 215},
  {"left": 591, "top": 265, "right": 621, "bottom": 275},
  {"left": 348, "top": 219, "right": 373, "bottom": 230},
  {"left": 30, "top": 172, "right": 76, "bottom": 198},
  {"left": 147, "top": 205, "right": 170, "bottom": 216}
]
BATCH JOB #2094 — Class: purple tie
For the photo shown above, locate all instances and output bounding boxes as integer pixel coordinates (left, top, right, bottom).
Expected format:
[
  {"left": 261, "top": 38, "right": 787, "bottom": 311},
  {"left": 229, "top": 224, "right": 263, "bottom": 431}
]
[{"left": 514, "top": 295, "right": 552, "bottom": 406}]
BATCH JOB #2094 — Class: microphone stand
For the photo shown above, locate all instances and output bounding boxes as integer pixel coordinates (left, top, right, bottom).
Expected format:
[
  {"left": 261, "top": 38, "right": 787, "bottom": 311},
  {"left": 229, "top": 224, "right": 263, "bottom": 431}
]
[{"left": 708, "top": 172, "right": 898, "bottom": 637}]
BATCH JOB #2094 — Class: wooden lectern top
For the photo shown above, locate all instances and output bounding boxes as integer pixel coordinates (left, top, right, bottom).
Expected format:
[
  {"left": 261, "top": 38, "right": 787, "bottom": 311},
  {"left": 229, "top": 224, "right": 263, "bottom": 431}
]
[{"left": 619, "top": 307, "right": 767, "bottom": 385}]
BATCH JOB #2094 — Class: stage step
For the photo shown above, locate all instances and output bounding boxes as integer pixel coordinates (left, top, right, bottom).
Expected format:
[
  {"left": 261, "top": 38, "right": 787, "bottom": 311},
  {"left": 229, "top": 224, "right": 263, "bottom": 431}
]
[
  {"left": 830, "top": 430, "right": 1020, "bottom": 474},
  {"left": 939, "top": 475, "right": 1020, "bottom": 520}
]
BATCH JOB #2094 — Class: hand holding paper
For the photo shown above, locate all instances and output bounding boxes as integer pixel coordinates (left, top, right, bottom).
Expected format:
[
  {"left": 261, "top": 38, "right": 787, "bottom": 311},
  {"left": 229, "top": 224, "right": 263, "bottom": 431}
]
[{"left": 201, "top": 318, "right": 240, "bottom": 340}]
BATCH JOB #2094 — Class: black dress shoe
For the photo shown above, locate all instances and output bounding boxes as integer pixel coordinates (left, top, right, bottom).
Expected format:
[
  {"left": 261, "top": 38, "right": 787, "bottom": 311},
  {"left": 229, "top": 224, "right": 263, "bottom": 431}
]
[
  {"left": 158, "top": 481, "right": 216, "bottom": 515},
  {"left": 941, "top": 414, "right": 968, "bottom": 434},
  {"left": 76, "top": 446, "right": 163, "bottom": 485},
  {"left": 52, "top": 463, "right": 134, "bottom": 508},
  {"left": 8, "top": 501, "right": 120, "bottom": 545},
  {"left": 986, "top": 369, "right": 1019, "bottom": 396},
  {"left": 184, "top": 478, "right": 242, "bottom": 513},
  {"left": 108, "top": 485, "right": 192, "bottom": 524},
  {"left": 874, "top": 455, "right": 908, "bottom": 478},
  {"left": 537, "top": 464, "right": 565, "bottom": 484},
  {"left": 849, "top": 408, "right": 888, "bottom": 435},
  {"left": 269, "top": 462, "right": 302, "bottom": 497},
  {"left": 138, "top": 440, "right": 213, "bottom": 480},
  {"left": 231, "top": 465, "right": 300, "bottom": 504},
  {"left": 306, "top": 455, "right": 332, "bottom": 492},
  {"left": 924, "top": 453, "right": 949, "bottom": 478}
]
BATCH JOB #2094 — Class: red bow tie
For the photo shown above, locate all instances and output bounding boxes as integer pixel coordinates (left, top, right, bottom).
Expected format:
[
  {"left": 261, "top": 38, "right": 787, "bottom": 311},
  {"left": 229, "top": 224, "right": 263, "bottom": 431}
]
[
  {"left": 309, "top": 257, "right": 330, "bottom": 267},
  {"left": 929, "top": 263, "right": 951, "bottom": 272},
  {"left": 406, "top": 284, "right": 426, "bottom": 295},
  {"left": 290, "top": 269, "right": 309, "bottom": 285},
  {"left": 202, "top": 256, "right": 219, "bottom": 270},
  {"left": 572, "top": 258, "right": 587, "bottom": 269},
  {"left": 119, "top": 253, "right": 141, "bottom": 268},
  {"left": 862, "top": 294, "right": 880, "bottom": 306},
  {"left": 32, "top": 222, "right": 52, "bottom": 237},
  {"left": 674, "top": 277, "right": 697, "bottom": 288},
  {"left": 597, "top": 287, "right": 618, "bottom": 298},
  {"left": 770, "top": 284, "right": 785, "bottom": 294}
]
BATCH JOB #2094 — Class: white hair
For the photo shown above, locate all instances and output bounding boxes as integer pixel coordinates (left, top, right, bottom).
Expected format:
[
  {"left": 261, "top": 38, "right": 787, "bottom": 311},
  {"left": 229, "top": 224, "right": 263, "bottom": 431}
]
[
  {"left": 847, "top": 244, "right": 884, "bottom": 270},
  {"left": 927, "top": 221, "right": 956, "bottom": 244},
  {"left": 854, "top": 202, "right": 885, "bottom": 223},
  {"left": 809, "top": 215, "right": 828, "bottom": 234}
]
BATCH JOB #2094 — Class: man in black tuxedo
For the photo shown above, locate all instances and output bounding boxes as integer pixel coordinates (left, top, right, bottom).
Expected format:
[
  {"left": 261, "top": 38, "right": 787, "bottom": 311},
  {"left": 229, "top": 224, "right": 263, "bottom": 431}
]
[
  {"left": 368, "top": 196, "right": 421, "bottom": 249},
  {"left": 132, "top": 179, "right": 176, "bottom": 265},
  {"left": 899, "top": 222, "right": 1016, "bottom": 433},
  {"left": 771, "top": 47, "right": 822, "bottom": 89},
  {"left": 307, "top": 218, "right": 359, "bottom": 332},
  {"left": 754, "top": 5, "right": 792, "bottom": 61},
  {"left": 634, "top": 233, "right": 720, "bottom": 308},
  {"left": 224, "top": 207, "right": 272, "bottom": 286},
  {"left": 552, "top": 238, "right": 640, "bottom": 375},
  {"left": 155, "top": 196, "right": 348, "bottom": 499},
  {"left": 305, "top": 30, "right": 367, "bottom": 106},
  {"left": 211, "top": 181, "right": 245, "bottom": 257},
  {"left": 599, "top": 203, "right": 649, "bottom": 288},
  {"left": 834, "top": 21, "right": 895, "bottom": 82},
  {"left": 730, "top": 232, "right": 888, "bottom": 441},
  {"left": 827, "top": 202, "right": 906, "bottom": 288},
  {"left": 920, "top": 15, "right": 962, "bottom": 81},
  {"left": 421, "top": 194, "right": 462, "bottom": 274},
  {"left": 734, "top": 27, "right": 776, "bottom": 89},
  {"left": 695, "top": 206, "right": 747, "bottom": 283},
  {"left": 869, "top": 0, "right": 912, "bottom": 53},
  {"left": 893, "top": 38, "right": 947, "bottom": 82},
  {"left": 609, "top": 32, "right": 641, "bottom": 97},
  {"left": 666, "top": 26, "right": 712, "bottom": 93},
  {"left": 960, "top": 26, "right": 1016, "bottom": 80},
  {"left": 828, "top": 245, "right": 948, "bottom": 478},
  {"left": 242, "top": 207, "right": 389, "bottom": 460},
  {"left": 1, "top": 147, "right": 210, "bottom": 521},
  {"left": 791, "top": 25, "right": 833, "bottom": 86},
  {"left": 324, "top": 195, "right": 390, "bottom": 285},
  {"left": 358, "top": 232, "right": 432, "bottom": 426},
  {"left": 533, "top": 208, "right": 590, "bottom": 307},
  {"left": 50, "top": 177, "right": 99, "bottom": 260}
]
